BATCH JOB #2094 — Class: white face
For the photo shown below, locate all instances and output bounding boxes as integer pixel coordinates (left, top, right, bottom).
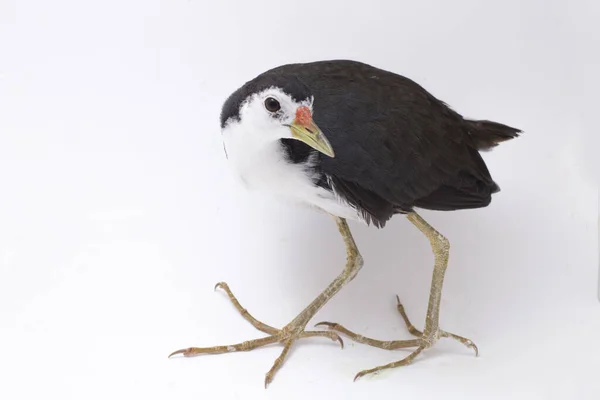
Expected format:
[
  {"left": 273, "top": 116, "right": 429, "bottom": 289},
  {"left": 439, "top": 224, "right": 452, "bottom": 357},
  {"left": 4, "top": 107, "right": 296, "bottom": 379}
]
[
  {"left": 222, "top": 86, "right": 334, "bottom": 161},
  {"left": 234, "top": 87, "right": 313, "bottom": 143}
]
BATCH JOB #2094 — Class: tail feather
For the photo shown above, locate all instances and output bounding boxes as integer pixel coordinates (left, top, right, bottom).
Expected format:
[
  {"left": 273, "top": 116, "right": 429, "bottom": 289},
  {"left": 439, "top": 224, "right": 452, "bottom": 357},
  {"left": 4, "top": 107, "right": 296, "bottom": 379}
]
[{"left": 466, "top": 119, "right": 522, "bottom": 151}]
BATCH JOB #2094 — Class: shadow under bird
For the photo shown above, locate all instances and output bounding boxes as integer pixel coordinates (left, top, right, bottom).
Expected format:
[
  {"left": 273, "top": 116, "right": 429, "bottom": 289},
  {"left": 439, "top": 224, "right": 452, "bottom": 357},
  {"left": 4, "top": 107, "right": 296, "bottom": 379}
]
[{"left": 169, "top": 59, "right": 521, "bottom": 386}]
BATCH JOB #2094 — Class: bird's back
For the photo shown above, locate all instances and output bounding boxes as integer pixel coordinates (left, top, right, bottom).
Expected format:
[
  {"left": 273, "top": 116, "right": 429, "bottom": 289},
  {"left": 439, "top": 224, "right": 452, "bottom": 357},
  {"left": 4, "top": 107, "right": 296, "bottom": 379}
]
[{"left": 263, "top": 60, "right": 521, "bottom": 226}]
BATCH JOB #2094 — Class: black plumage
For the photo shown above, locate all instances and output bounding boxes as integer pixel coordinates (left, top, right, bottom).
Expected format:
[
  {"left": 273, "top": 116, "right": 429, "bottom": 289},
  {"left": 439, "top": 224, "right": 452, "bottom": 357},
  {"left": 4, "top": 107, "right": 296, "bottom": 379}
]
[
  {"left": 171, "top": 60, "right": 521, "bottom": 384},
  {"left": 220, "top": 59, "right": 520, "bottom": 227}
]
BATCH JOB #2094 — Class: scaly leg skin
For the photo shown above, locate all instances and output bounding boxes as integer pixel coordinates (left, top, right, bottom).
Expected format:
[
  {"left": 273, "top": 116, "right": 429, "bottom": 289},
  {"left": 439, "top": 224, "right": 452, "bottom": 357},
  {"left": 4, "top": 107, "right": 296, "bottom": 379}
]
[
  {"left": 169, "top": 217, "right": 364, "bottom": 388},
  {"left": 316, "top": 211, "right": 478, "bottom": 381}
]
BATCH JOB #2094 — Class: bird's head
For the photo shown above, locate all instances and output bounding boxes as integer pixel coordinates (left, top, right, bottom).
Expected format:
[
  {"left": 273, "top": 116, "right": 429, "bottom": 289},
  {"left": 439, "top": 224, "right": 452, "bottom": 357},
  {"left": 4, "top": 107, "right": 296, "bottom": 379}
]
[{"left": 220, "top": 81, "right": 335, "bottom": 158}]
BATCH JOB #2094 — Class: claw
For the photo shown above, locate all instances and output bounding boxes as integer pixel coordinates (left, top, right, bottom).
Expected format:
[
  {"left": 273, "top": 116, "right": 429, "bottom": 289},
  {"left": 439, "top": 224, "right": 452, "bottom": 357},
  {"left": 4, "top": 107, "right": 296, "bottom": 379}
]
[
  {"left": 395, "top": 295, "right": 407, "bottom": 313},
  {"left": 354, "top": 367, "right": 384, "bottom": 382},
  {"left": 168, "top": 348, "right": 191, "bottom": 358},
  {"left": 332, "top": 333, "right": 344, "bottom": 349},
  {"left": 302, "top": 329, "right": 344, "bottom": 348},
  {"left": 214, "top": 282, "right": 225, "bottom": 291},
  {"left": 314, "top": 322, "right": 347, "bottom": 348},
  {"left": 439, "top": 330, "right": 479, "bottom": 356},
  {"left": 468, "top": 341, "right": 479, "bottom": 357},
  {"left": 353, "top": 369, "right": 371, "bottom": 382},
  {"left": 314, "top": 321, "right": 337, "bottom": 329}
]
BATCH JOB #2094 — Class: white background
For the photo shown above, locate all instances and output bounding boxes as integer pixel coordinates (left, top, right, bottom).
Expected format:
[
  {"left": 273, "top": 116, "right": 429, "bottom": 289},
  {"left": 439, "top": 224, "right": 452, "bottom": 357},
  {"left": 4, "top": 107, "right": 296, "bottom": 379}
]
[{"left": 1, "top": 1, "right": 598, "bottom": 399}]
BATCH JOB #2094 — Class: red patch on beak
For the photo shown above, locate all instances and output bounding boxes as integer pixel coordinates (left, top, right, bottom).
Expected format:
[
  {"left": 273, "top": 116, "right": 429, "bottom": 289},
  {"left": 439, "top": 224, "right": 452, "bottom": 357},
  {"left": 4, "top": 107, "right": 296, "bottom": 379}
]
[{"left": 295, "top": 106, "right": 312, "bottom": 125}]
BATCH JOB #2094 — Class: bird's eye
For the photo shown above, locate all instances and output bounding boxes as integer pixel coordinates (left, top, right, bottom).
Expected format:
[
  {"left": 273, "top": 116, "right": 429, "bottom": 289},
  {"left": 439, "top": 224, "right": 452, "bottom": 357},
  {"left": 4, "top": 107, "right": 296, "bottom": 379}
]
[{"left": 264, "top": 97, "right": 281, "bottom": 113}]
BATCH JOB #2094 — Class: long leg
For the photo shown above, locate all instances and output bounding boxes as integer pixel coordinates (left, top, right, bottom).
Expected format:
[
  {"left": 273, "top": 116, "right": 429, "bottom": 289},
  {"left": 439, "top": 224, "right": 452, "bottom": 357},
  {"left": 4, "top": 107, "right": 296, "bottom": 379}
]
[
  {"left": 317, "top": 211, "right": 477, "bottom": 380},
  {"left": 169, "top": 217, "right": 364, "bottom": 388},
  {"left": 406, "top": 213, "right": 476, "bottom": 352},
  {"left": 407, "top": 211, "right": 448, "bottom": 339}
]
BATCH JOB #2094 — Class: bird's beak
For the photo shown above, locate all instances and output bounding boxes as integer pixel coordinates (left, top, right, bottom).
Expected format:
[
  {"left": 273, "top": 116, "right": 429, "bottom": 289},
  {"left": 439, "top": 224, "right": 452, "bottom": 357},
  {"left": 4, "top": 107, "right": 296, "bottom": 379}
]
[{"left": 288, "top": 108, "right": 335, "bottom": 158}]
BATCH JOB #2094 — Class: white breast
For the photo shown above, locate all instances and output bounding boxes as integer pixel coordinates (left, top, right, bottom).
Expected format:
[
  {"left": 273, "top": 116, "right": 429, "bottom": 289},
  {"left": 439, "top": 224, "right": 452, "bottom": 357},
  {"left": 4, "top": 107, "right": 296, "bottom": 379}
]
[{"left": 221, "top": 124, "right": 363, "bottom": 222}]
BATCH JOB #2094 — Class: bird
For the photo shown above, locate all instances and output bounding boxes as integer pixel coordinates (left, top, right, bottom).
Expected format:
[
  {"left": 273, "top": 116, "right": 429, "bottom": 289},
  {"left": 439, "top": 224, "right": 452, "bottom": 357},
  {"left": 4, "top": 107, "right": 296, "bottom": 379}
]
[{"left": 168, "top": 59, "right": 521, "bottom": 387}]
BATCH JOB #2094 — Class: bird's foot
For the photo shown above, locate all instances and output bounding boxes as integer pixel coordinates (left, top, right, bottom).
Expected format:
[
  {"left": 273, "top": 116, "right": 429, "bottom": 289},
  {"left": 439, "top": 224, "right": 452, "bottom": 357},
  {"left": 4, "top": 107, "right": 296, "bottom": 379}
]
[
  {"left": 315, "top": 295, "right": 478, "bottom": 381},
  {"left": 168, "top": 282, "right": 344, "bottom": 388}
]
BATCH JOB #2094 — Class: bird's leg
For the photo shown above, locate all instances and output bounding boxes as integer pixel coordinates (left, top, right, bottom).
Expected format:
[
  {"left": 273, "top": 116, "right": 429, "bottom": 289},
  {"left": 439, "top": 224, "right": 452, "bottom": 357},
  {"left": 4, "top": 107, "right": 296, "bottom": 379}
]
[
  {"left": 169, "top": 217, "right": 363, "bottom": 388},
  {"left": 316, "top": 211, "right": 478, "bottom": 381}
]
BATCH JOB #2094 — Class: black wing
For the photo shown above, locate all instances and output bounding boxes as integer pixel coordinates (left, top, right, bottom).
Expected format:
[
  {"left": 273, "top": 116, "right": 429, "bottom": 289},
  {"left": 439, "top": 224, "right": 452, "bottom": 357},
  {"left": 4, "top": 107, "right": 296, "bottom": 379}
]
[{"left": 273, "top": 61, "right": 520, "bottom": 226}]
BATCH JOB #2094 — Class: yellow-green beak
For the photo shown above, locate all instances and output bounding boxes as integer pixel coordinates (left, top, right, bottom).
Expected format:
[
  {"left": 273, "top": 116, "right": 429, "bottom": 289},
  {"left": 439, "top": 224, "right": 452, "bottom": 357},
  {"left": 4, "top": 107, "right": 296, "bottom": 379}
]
[{"left": 288, "top": 116, "right": 335, "bottom": 158}]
